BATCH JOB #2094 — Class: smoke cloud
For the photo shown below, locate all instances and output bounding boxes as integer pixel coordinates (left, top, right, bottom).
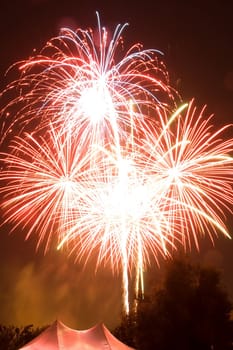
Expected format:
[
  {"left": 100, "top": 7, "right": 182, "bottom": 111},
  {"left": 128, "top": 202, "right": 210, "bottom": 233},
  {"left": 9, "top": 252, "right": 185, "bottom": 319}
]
[{"left": 0, "top": 233, "right": 122, "bottom": 329}]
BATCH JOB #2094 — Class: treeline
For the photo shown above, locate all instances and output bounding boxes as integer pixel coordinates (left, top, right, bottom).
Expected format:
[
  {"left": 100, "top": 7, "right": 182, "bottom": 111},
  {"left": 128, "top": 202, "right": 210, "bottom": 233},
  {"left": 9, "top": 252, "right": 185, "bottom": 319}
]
[
  {"left": 114, "top": 259, "right": 233, "bottom": 349},
  {"left": 0, "top": 324, "right": 46, "bottom": 350}
]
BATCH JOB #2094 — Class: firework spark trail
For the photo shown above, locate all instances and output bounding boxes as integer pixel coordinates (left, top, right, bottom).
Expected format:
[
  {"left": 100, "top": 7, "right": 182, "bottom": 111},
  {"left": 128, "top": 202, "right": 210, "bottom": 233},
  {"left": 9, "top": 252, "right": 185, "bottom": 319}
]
[
  {"left": 56, "top": 142, "right": 179, "bottom": 307},
  {"left": 0, "top": 126, "right": 96, "bottom": 251},
  {"left": 141, "top": 101, "right": 233, "bottom": 248},
  {"left": 0, "top": 15, "right": 176, "bottom": 150},
  {"left": 0, "top": 14, "right": 233, "bottom": 314}
]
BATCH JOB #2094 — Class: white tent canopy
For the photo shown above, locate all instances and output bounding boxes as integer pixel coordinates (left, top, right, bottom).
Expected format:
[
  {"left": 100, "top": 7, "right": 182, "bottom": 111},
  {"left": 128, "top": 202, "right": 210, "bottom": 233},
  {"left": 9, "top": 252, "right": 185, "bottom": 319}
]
[{"left": 20, "top": 320, "right": 134, "bottom": 350}]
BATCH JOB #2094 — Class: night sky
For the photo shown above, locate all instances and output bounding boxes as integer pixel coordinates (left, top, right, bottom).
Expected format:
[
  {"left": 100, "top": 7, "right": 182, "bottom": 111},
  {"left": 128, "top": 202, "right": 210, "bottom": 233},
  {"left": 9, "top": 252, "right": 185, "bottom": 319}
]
[{"left": 0, "top": 0, "right": 233, "bottom": 330}]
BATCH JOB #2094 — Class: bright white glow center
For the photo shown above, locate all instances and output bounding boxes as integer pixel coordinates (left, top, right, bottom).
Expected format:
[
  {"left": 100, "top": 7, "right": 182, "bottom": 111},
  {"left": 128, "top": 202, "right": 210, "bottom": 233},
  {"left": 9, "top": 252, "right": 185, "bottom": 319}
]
[{"left": 79, "top": 83, "right": 113, "bottom": 123}]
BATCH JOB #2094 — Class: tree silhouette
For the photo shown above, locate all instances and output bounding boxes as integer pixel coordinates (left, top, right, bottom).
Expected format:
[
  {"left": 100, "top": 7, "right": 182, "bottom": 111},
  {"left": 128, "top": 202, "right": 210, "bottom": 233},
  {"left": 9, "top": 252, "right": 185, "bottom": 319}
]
[
  {"left": 0, "top": 324, "right": 46, "bottom": 350},
  {"left": 114, "top": 258, "right": 233, "bottom": 350}
]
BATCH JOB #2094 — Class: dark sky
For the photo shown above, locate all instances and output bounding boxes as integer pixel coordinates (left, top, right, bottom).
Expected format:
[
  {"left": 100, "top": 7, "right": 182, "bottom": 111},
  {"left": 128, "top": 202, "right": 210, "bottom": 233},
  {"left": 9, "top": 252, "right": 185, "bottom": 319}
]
[{"left": 0, "top": 0, "right": 233, "bottom": 330}]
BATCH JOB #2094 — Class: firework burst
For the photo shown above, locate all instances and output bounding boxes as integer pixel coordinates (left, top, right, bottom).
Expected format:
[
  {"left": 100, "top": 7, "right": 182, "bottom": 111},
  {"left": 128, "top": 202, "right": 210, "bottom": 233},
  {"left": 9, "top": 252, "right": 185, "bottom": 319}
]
[
  {"left": 0, "top": 14, "right": 176, "bottom": 150},
  {"left": 0, "top": 14, "right": 232, "bottom": 314},
  {"left": 141, "top": 102, "right": 233, "bottom": 246},
  {"left": 0, "top": 126, "right": 91, "bottom": 250}
]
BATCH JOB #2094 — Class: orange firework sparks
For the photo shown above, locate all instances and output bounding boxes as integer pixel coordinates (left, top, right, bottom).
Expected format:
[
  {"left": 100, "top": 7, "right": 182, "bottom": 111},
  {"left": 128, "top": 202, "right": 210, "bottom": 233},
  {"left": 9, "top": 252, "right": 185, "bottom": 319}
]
[
  {"left": 0, "top": 14, "right": 176, "bottom": 149},
  {"left": 141, "top": 102, "right": 233, "bottom": 246},
  {"left": 0, "top": 14, "right": 232, "bottom": 314}
]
